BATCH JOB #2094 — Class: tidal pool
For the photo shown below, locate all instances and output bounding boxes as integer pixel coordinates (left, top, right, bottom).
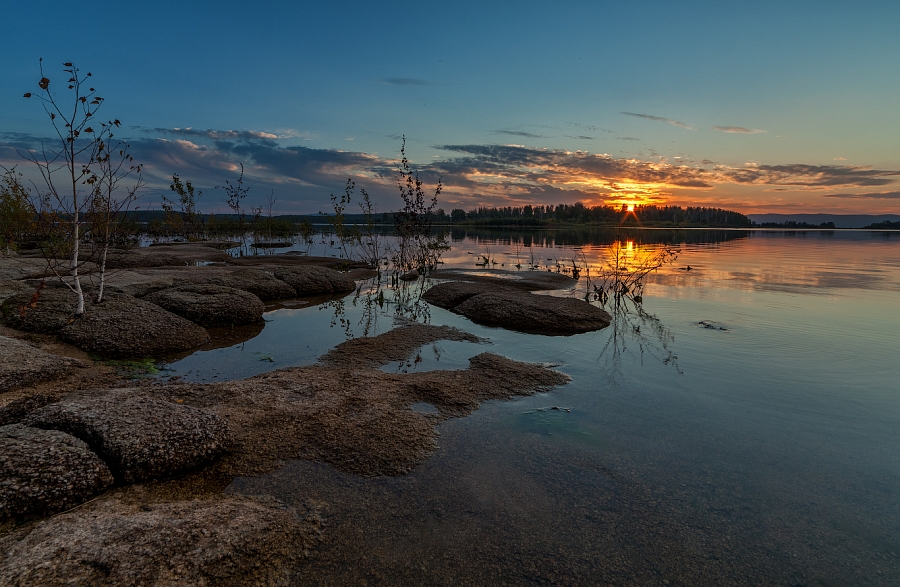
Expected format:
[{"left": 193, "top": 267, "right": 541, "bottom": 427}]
[{"left": 167, "top": 228, "right": 900, "bottom": 585}]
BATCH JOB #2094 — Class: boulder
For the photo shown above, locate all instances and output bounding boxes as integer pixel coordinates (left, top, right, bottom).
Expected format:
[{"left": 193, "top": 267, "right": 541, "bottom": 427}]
[
  {"left": 202, "top": 268, "right": 297, "bottom": 300},
  {"left": 454, "top": 291, "right": 611, "bottom": 335},
  {"left": 60, "top": 293, "right": 209, "bottom": 358},
  {"left": 143, "top": 285, "right": 265, "bottom": 327},
  {"left": 0, "top": 394, "right": 59, "bottom": 426},
  {"left": 427, "top": 268, "right": 577, "bottom": 291},
  {"left": 0, "top": 336, "right": 84, "bottom": 393},
  {"left": 272, "top": 266, "right": 356, "bottom": 295},
  {"left": 25, "top": 389, "right": 231, "bottom": 483},
  {"left": 399, "top": 269, "right": 420, "bottom": 281},
  {"left": 1, "top": 286, "right": 77, "bottom": 334},
  {"left": 0, "top": 424, "right": 113, "bottom": 519},
  {"left": 422, "top": 281, "right": 517, "bottom": 310},
  {"left": 0, "top": 496, "right": 321, "bottom": 587}
]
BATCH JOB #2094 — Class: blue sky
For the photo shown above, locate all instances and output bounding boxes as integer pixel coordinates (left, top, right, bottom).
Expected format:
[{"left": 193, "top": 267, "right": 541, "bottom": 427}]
[{"left": 2, "top": 0, "right": 899, "bottom": 214}]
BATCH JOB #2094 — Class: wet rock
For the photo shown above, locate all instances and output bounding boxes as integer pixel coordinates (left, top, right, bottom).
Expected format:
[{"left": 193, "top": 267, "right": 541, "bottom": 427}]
[
  {"left": 0, "top": 424, "right": 113, "bottom": 519},
  {"left": 0, "top": 394, "right": 59, "bottom": 426},
  {"left": 102, "top": 249, "right": 183, "bottom": 269},
  {"left": 143, "top": 284, "right": 265, "bottom": 327},
  {"left": 0, "top": 496, "right": 322, "bottom": 587},
  {"left": 0, "top": 335, "right": 84, "bottom": 393},
  {"left": 202, "top": 268, "right": 297, "bottom": 300},
  {"left": 422, "top": 281, "right": 518, "bottom": 310},
  {"left": 60, "top": 293, "right": 209, "bottom": 358},
  {"left": 273, "top": 266, "right": 356, "bottom": 295},
  {"left": 25, "top": 389, "right": 231, "bottom": 483},
  {"left": 454, "top": 291, "right": 611, "bottom": 335},
  {"left": 399, "top": 269, "right": 420, "bottom": 281}
]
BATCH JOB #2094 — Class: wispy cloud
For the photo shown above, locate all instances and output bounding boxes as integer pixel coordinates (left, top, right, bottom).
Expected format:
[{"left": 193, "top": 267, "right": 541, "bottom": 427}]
[
  {"left": 492, "top": 130, "right": 544, "bottom": 138},
  {"left": 823, "top": 191, "right": 900, "bottom": 199},
  {"left": 564, "top": 135, "right": 595, "bottom": 140},
  {"left": 148, "top": 128, "right": 284, "bottom": 141},
  {"left": 379, "top": 78, "right": 432, "bottom": 86},
  {"left": 712, "top": 126, "right": 765, "bottom": 134},
  {"left": 616, "top": 137, "right": 641, "bottom": 141},
  {"left": 621, "top": 112, "right": 693, "bottom": 130}
]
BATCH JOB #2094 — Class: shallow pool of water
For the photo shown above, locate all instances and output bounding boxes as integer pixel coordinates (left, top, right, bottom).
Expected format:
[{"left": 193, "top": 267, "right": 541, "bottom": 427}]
[{"left": 170, "top": 228, "right": 900, "bottom": 584}]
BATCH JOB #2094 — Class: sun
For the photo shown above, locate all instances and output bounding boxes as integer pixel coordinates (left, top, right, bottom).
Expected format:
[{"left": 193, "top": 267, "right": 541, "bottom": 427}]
[{"left": 627, "top": 204, "right": 635, "bottom": 212}]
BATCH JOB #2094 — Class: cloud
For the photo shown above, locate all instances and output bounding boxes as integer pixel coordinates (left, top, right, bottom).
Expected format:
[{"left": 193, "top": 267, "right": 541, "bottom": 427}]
[
  {"left": 621, "top": 112, "right": 693, "bottom": 130},
  {"left": 379, "top": 78, "right": 432, "bottom": 86},
  {"left": 723, "top": 163, "right": 899, "bottom": 188},
  {"left": 616, "top": 137, "right": 640, "bottom": 141},
  {"left": 564, "top": 135, "right": 595, "bottom": 140},
  {"left": 712, "top": 126, "right": 765, "bottom": 134},
  {"left": 492, "top": 130, "right": 544, "bottom": 138},
  {"left": 822, "top": 191, "right": 900, "bottom": 199},
  {"left": 148, "top": 128, "right": 284, "bottom": 141},
  {"left": 833, "top": 157, "right": 847, "bottom": 161}
]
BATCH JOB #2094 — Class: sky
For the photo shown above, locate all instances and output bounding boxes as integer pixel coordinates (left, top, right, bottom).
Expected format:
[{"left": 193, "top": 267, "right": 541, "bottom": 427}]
[{"left": 2, "top": 0, "right": 899, "bottom": 216}]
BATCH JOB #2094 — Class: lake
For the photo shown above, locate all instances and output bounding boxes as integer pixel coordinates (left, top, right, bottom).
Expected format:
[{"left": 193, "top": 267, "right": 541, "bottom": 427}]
[{"left": 166, "top": 228, "right": 900, "bottom": 585}]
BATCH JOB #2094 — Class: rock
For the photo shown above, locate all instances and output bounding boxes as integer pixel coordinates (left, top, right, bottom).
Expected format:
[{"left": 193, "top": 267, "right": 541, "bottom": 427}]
[
  {"left": 202, "top": 268, "right": 297, "bottom": 300},
  {"left": 25, "top": 389, "right": 231, "bottom": 483},
  {"left": 1, "top": 286, "right": 78, "bottom": 334},
  {"left": 0, "top": 394, "right": 59, "bottom": 426},
  {"left": 272, "top": 266, "right": 356, "bottom": 295},
  {"left": 59, "top": 292, "right": 209, "bottom": 358},
  {"left": 422, "top": 281, "right": 517, "bottom": 310},
  {"left": 0, "top": 424, "right": 113, "bottom": 519},
  {"left": 102, "top": 249, "right": 183, "bottom": 269},
  {"left": 143, "top": 285, "right": 265, "bottom": 327},
  {"left": 399, "top": 269, "right": 420, "bottom": 281},
  {"left": 454, "top": 291, "right": 612, "bottom": 335},
  {"left": 427, "top": 268, "right": 578, "bottom": 291},
  {"left": 0, "top": 496, "right": 322, "bottom": 587},
  {"left": 0, "top": 336, "right": 84, "bottom": 393}
]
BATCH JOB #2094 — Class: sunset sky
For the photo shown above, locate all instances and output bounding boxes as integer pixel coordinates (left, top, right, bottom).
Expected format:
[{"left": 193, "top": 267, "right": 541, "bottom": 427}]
[{"left": 2, "top": 0, "right": 899, "bottom": 215}]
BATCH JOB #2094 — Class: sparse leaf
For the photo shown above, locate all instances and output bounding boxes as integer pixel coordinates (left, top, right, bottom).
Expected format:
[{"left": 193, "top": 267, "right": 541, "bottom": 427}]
[
  {"left": 64, "top": 62, "right": 73, "bottom": 67},
  {"left": 39, "top": 77, "right": 50, "bottom": 90},
  {"left": 23, "top": 92, "right": 31, "bottom": 98}
]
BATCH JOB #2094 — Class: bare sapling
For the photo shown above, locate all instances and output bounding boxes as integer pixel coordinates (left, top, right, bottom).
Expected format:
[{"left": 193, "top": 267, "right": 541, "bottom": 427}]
[
  {"left": 22, "top": 59, "right": 109, "bottom": 316},
  {"left": 86, "top": 123, "right": 144, "bottom": 303}
]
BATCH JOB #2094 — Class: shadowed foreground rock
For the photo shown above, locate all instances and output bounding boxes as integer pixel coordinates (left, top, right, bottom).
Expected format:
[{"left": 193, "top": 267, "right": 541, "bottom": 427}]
[
  {"left": 273, "top": 266, "right": 356, "bottom": 295},
  {"left": 0, "top": 496, "right": 322, "bottom": 587},
  {"left": 143, "top": 284, "right": 266, "bottom": 327},
  {"left": 421, "top": 280, "right": 517, "bottom": 310},
  {"left": 0, "top": 424, "right": 113, "bottom": 519},
  {"left": 2, "top": 289, "right": 210, "bottom": 358},
  {"left": 25, "top": 389, "right": 230, "bottom": 483},
  {"left": 0, "top": 335, "right": 84, "bottom": 393}
]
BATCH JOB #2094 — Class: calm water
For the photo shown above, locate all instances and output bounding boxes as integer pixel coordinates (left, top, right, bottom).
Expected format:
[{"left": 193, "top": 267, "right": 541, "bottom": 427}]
[{"left": 167, "top": 229, "right": 900, "bottom": 585}]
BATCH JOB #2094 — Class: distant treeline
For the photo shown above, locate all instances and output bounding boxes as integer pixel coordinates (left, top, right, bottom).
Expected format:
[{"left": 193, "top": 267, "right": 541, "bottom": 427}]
[
  {"left": 126, "top": 203, "right": 754, "bottom": 230},
  {"left": 863, "top": 220, "right": 900, "bottom": 229},
  {"left": 754, "top": 221, "right": 837, "bottom": 229},
  {"left": 447, "top": 203, "right": 753, "bottom": 228}
]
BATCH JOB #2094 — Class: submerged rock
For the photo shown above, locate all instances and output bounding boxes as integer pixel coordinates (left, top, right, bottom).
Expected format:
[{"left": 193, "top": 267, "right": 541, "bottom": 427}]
[
  {"left": 0, "top": 335, "right": 84, "bottom": 393},
  {"left": 60, "top": 293, "right": 210, "bottom": 358},
  {"left": 0, "top": 424, "right": 113, "bottom": 519},
  {"left": 0, "top": 496, "right": 322, "bottom": 587},
  {"left": 25, "top": 389, "right": 230, "bottom": 484},
  {"left": 428, "top": 268, "right": 577, "bottom": 291},
  {"left": 273, "top": 266, "right": 356, "bottom": 295},
  {"left": 144, "top": 284, "right": 266, "bottom": 327},
  {"left": 454, "top": 291, "right": 611, "bottom": 335}
]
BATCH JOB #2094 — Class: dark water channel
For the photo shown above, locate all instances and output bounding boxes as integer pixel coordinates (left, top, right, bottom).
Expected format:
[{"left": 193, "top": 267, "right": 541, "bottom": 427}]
[{"left": 164, "top": 229, "right": 900, "bottom": 585}]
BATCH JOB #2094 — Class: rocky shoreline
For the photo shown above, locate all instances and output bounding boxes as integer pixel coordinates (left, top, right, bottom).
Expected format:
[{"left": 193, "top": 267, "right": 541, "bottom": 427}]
[{"left": 0, "top": 245, "right": 607, "bottom": 585}]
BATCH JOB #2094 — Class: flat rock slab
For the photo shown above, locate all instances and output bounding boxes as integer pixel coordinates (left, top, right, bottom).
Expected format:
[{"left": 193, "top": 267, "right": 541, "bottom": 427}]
[
  {"left": 1, "top": 286, "right": 78, "bottom": 334},
  {"left": 0, "top": 496, "right": 321, "bottom": 587},
  {"left": 25, "top": 389, "right": 231, "bottom": 484},
  {"left": 455, "top": 292, "right": 611, "bottom": 335},
  {"left": 200, "top": 268, "right": 297, "bottom": 300},
  {"left": 0, "top": 336, "right": 84, "bottom": 393},
  {"left": 273, "top": 266, "right": 356, "bottom": 295},
  {"left": 62, "top": 293, "right": 209, "bottom": 359},
  {"left": 421, "top": 281, "right": 518, "bottom": 310},
  {"left": 144, "top": 285, "right": 265, "bottom": 327},
  {"left": 0, "top": 424, "right": 113, "bottom": 519},
  {"left": 428, "top": 268, "right": 577, "bottom": 291}
]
